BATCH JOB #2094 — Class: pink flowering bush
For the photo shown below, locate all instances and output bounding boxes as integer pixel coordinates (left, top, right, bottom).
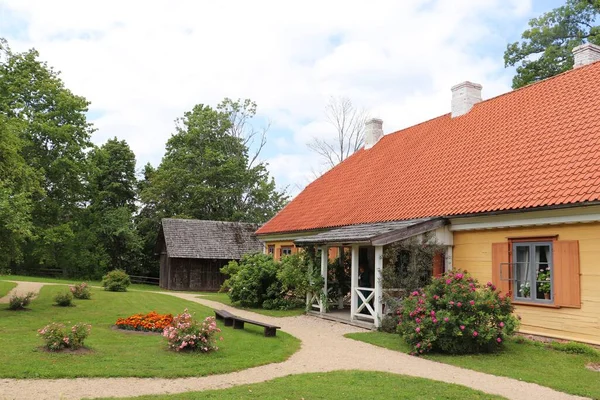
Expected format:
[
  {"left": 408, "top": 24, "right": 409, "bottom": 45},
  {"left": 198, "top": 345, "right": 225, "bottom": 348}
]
[
  {"left": 397, "top": 269, "right": 519, "bottom": 355},
  {"left": 162, "top": 309, "right": 222, "bottom": 352},
  {"left": 38, "top": 322, "right": 92, "bottom": 351},
  {"left": 70, "top": 282, "right": 92, "bottom": 299}
]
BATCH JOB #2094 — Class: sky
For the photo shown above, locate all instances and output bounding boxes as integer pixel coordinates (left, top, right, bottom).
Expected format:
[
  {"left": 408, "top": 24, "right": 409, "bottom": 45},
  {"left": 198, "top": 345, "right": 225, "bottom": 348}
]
[{"left": 0, "top": 0, "right": 565, "bottom": 196}]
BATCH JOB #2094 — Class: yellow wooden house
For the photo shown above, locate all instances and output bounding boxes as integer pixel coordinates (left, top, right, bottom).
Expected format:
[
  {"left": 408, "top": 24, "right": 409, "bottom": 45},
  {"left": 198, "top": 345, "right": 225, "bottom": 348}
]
[{"left": 256, "top": 44, "right": 600, "bottom": 344}]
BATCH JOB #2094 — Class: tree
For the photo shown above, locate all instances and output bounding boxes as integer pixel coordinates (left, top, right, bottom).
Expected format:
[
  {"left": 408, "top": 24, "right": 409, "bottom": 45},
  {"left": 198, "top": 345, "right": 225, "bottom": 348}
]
[
  {"left": 308, "top": 96, "right": 368, "bottom": 170},
  {"left": 505, "top": 0, "right": 600, "bottom": 89},
  {"left": 217, "top": 98, "right": 269, "bottom": 169},
  {"left": 0, "top": 114, "right": 42, "bottom": 268},
  {"left": 88, "top": 138, "right": 141, "bottom": 272},
  {"left": 0, "top": 38, "right": 94, "bottom": 274}
]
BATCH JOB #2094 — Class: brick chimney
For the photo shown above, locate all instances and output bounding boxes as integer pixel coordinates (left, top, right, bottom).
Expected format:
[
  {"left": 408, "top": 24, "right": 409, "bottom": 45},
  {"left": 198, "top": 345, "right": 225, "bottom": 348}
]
[
  {"left": 364, "top": 118, "right": 383, "bottom": 149},
  {"left": 573, "top": 43, "right": 600, "bottom": 68},
  {"left": 451, "top": 81, "right": 482, "bottom": 118}
]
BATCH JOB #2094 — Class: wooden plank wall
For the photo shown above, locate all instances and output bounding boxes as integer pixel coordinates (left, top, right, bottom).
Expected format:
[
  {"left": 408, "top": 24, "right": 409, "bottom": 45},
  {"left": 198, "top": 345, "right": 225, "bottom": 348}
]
[
  {"left": 167, "top": 258, "right": 229, "bottom": 291},
  {"left": 453, "top": 222, "right": 600, "bottom": 345}
]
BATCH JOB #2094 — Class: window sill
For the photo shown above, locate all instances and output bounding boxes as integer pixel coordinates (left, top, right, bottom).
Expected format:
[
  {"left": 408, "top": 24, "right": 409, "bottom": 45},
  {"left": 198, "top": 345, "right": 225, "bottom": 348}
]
[{"left": 512, "top": 301, "right": 560, "bottom": 309}]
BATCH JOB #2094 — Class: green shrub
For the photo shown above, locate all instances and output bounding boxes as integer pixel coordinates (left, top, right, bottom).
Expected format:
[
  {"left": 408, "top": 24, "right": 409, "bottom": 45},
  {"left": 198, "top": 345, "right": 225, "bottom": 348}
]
[
  {"left": 262, "top": 297, "right": 304, "bottom": 310},
  {"left": 70, "top": 282, "right": 92, "bottom": 299},
  {"left": 398, "top": 269, "right": 519, "bottom": 355},
  {"left": 54, "top": 291, "right": 74, "bottom": 307},
  {"left": 550, "top": 341, "right": 600, "bottom": 356},
  {"left": 38, "top": 322, "right": 91, "bottom": 351},
  {"left": 8, "top": 292, "right": 35, "bottom": 310},
  {"left": 277, "top": 253, "right": 323, "bottom": 300},
  {"left": 102, "top": 269, "right": 131, "bottom": 292},
  {"left": 221, "top": 253, "right": 281, "bottom": 308}
]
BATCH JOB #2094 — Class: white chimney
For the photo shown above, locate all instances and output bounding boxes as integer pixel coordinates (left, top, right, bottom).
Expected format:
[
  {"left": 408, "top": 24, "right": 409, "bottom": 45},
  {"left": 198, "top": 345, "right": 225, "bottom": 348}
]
[
  {"left": 451, "top": 81, "right": 482, "bottom": 118},
  {"left": 573, "top": 43, "right": 600, "bottom": 68},
  {"left": 364, "top": 118, "right": 384, "bottom": 149}
]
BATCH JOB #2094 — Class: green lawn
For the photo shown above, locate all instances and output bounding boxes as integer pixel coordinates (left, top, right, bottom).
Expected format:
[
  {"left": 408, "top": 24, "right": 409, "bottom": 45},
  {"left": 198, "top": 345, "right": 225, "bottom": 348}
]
[
  {"left": 0, "top": 285, "right": 300, "bottom": 378},
  {"left": 0, "top": 281, "right": 17, "bottom": 297},
  {"left": 95, "top": 370, "right": 505, "bottom": 400},
  {"left": 346, "top": 331, "right": 600, "bottom": 399},
  {"left": 198, "top": 292, "right": 305, "bottom": 317}
]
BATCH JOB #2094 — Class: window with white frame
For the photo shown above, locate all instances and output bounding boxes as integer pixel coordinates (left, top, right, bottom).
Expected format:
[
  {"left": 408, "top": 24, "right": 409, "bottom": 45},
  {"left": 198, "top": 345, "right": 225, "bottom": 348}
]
[
  {"left": 281, "top": 246, "right": 293, "bottom": 256},
  {"left": 513, "top": 242, "right": 553, "bottom": 303}
]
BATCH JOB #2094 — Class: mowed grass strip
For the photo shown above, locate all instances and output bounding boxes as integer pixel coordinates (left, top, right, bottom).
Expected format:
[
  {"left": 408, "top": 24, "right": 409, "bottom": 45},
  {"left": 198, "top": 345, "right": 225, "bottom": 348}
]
[
  {"left": 345, "top": 331, "right": 600, "bottom": 399},
  {"left": 0, "top": 281, "right": 17, "bottom": 298},
  {"left": 0, "top": 275, "right": 160, "bottom": 292},
  {"left": 197, "top": 292, "right": 305, "bottom": 317},
  {"left": 0, "top": 285, "right": 300, "bottom": 378},
  {"left": 94, "top": 370, "right": 506, "bottom": 400}
]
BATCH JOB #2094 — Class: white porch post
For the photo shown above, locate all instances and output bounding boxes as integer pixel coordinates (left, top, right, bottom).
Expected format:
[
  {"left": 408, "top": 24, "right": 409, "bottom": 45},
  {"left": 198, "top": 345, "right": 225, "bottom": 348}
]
[
  {"left": 374, "top": 245, "right": 383, "bottom": 327},
  {"left": 445, "top": 246, "right": 453, "bottom": 272},
  {"left": 350, "top": 245, "right": 359, "bottom": 320},
  {"left": 320, "top": 245, "right": 328, "bottom": 314}
]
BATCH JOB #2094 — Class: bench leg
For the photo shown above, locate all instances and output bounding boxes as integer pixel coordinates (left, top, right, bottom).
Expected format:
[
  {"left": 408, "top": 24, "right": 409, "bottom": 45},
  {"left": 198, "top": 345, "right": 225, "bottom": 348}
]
[
  {"left": 214, "top": 312, "right": 223, "bottom": 321},
  {"left": 264, "top": 327, "right": 277, "bottom": 337},
  {"left": 233, "top": 319, "right": 245, "bottom": 329},
  {"left": 224, "top": 317, "right": 233, "bottom": 327}
]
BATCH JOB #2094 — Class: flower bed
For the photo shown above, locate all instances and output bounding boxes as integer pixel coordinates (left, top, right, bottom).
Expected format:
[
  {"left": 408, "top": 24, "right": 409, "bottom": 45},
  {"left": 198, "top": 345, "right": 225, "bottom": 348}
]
[
  {"left": 163, "top": 309, "right": 222, "bottom": 352},
  {"left": 115, "top": 311, "right": 173, "bottom": 332}
]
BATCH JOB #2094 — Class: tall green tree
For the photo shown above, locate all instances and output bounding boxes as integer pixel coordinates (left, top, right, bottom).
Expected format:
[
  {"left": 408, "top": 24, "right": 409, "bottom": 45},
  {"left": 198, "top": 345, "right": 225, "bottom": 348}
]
[
  {"left": 88, "top": 138, "right": 141, "bottom": 272},
  {"left": 505, "top": 0, "right": 600, "bottom": 89},
  {"left": 0, "top": 115, "right": 42, "bottom": 268},
  {"left": 138, "top": 102, "right": 288, "bottom": 275},
  {"left": 0, "top": 38, "right": 94, "bottom": 274}
]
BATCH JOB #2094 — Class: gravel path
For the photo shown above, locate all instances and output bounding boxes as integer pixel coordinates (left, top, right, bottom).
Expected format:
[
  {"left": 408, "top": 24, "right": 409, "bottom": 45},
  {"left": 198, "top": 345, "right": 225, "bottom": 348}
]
[
  {"left": 0, "top": 281, "right": 54, "bottom": 304},
  {"left": 0, "top": 284, "right": 589, "bottom": 400}
]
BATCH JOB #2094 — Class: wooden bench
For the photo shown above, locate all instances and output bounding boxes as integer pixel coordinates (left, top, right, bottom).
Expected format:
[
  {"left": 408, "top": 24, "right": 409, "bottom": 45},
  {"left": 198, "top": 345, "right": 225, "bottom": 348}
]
[
  {"left": 232, "top": 317, "right": 280, "bottom": 337},
  {"left": 214, "top": 309, "right": 235, "bottom": 327},
  {"left": 214, "top": 309, "right": 280, "bottom": 337}
]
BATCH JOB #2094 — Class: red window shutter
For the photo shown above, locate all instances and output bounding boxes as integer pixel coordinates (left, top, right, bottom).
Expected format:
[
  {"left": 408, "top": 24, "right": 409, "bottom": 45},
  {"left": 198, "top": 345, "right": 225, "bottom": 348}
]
[
  {"left": 433, "top": 253, "right": 444, "bottom": 277},
  {"left": 553, "top": 240, "right": 581, "bottom": 308},
  {"left": 492, "top": 242, "right": 511, "bottom": 296}
]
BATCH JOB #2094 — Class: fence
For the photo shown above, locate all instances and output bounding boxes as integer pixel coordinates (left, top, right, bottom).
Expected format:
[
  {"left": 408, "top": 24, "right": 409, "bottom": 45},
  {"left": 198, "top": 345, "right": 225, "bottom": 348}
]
[{"left": 129, "top": 275, "right": 160, "bottom": 285}]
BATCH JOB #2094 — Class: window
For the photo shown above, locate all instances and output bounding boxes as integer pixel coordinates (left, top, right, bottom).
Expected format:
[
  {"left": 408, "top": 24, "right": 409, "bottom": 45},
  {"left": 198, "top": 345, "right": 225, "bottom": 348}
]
[
  {"left": 281, "top": 246, "right": 293, "bottom": 256},
  {"left": 513, "top": 242, "right": 553, "bottom": 303},
  {"left": 267, "top": 245, "right": 275, "bottom": 255}
]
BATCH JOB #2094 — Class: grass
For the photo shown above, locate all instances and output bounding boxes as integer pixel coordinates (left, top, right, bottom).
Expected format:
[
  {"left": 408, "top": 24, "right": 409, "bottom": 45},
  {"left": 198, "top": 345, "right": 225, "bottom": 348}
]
[
  {"left": 345, "top": 331, "right": 600, "bottom": 399},
  {"left": 0, "top": 285, "right": 300, "bottom": 378},
  {"left": 0, "top": 274, "right": 161, "bottom": 292},
  {"left": 0, "top": 280, "right": 17, "bottom": 297},
  {"left": 94, "top": 370, "right": 506, "bottom": 400},
  {"left": 198, "top": 292, "right": 305, "bottom": 317}
]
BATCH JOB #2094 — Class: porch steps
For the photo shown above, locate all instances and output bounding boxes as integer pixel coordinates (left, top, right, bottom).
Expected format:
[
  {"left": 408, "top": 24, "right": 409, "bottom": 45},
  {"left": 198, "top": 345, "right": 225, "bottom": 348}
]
[{"left": 308, "top": 311, "right": 375, "bottom": 330}]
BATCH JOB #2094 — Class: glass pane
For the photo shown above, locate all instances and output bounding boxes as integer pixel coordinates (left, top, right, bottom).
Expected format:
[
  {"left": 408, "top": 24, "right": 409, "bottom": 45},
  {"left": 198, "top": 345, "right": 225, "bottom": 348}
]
[
  {"left": 515, "top": 246, "right": 531, "bottom": 298},
  {"left": 535, "top": 245, "right": 552, "bottom": 301}
]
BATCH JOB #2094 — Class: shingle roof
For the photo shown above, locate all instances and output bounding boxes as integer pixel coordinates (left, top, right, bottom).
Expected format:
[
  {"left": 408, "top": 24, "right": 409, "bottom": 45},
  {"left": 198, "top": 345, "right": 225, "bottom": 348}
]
[
  {"left": 161, "top": 219, "right": 263, "bottom": 259},
  {"left": 294, "top": 219, "right": 435, "bottom": 245},
  {"left": 257, "top": 60, "right": 600, "bottom": 235}
]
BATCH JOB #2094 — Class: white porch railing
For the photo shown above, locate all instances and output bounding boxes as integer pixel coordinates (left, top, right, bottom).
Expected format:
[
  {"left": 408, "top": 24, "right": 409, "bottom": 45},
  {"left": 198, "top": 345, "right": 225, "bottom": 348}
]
[
  {"left": 354, "top": 287, "right": 375, "bottom": 321},
  {"left": 308, "top": 291, "right": 321, "bottom": 311}
]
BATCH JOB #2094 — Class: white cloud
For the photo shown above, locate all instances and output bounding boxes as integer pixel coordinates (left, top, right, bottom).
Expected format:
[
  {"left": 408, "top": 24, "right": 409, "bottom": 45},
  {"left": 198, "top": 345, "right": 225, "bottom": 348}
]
[{"left": 1, "top": 0, "right": 534, "bottom": 195}]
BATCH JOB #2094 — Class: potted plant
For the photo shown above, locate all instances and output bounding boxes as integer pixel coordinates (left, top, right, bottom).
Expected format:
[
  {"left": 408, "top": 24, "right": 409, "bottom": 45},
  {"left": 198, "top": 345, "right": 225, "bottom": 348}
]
[
  {"left": 537, "top": 269, "right": 551, "bottom": 299},
  {"left": 519, "top": 281, "right": 531, "bottom": 298}
]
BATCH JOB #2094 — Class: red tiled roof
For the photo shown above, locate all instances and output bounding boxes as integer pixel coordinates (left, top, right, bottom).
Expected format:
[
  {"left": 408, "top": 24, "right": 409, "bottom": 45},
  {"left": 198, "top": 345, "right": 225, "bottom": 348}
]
[{"left": 257, "top": 61, "right": 600, "bottom": 235}]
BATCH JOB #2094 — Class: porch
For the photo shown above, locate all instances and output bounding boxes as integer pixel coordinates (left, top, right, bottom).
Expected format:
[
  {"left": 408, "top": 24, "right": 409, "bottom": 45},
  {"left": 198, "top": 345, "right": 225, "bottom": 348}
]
[{"left": 295, "top": 218, "right": 452, "bottom": 328}]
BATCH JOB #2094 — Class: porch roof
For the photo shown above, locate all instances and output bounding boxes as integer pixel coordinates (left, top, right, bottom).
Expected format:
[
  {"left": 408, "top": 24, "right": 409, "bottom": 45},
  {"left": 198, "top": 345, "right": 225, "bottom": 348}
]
[{"left": 294, "top": 218, "right": 447, "bottom": 246}]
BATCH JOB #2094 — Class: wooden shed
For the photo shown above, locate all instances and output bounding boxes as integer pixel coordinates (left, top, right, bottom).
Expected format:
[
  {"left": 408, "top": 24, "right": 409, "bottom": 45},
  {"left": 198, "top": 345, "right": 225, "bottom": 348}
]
[{"left": 157, "top": 219, "right": 263, "bottom": 291}]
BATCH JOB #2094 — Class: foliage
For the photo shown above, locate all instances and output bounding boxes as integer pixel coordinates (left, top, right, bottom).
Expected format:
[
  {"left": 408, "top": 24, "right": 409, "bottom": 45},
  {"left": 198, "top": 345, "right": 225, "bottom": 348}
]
[
  {"left": 115, "top": 311, "right": 173, "bottom": 332},
  {"left": 277, "top": 252, "right": 324, "bottom": 300},
  {"left": 505, "top": 0, "right": 600, "bottom": 89},
  {"left": 221, "top": 253, "right": 280, "bottom": 308},
  {"left": 70, "top": 282, "right": 92, "bottom": 299},
  {"left": 397, "top": 270, "right": 519, "bottom": 355},
  {"left": 8, "top": 292, "right": 35, "bottom": 310},
  {"left": 53, "top": 291, "right": 74, "bottom": 307},
  {"left": 537, "top": 269, "right": 551, "bottom": 294},
  {"left": 162, "top": 309, "right": 222, "bottom": 352},
  {"left": 102, "top": 269, "right": 131, "bottom": 292},
  {"left": 550, "top": 340, "right": 600, "bottom": 356},
  {"left": 37, "top": 322, "right": 91, "bottom": 351}
]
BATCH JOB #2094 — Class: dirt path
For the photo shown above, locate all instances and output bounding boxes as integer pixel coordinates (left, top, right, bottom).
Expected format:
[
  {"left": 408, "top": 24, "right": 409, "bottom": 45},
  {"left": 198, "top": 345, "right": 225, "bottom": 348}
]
[
  {"left": 0, "top": 281, "right": 52, "bottom": 304},
  {"left": 0, "top": 288, "right": 588, "bottom": 400}
]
